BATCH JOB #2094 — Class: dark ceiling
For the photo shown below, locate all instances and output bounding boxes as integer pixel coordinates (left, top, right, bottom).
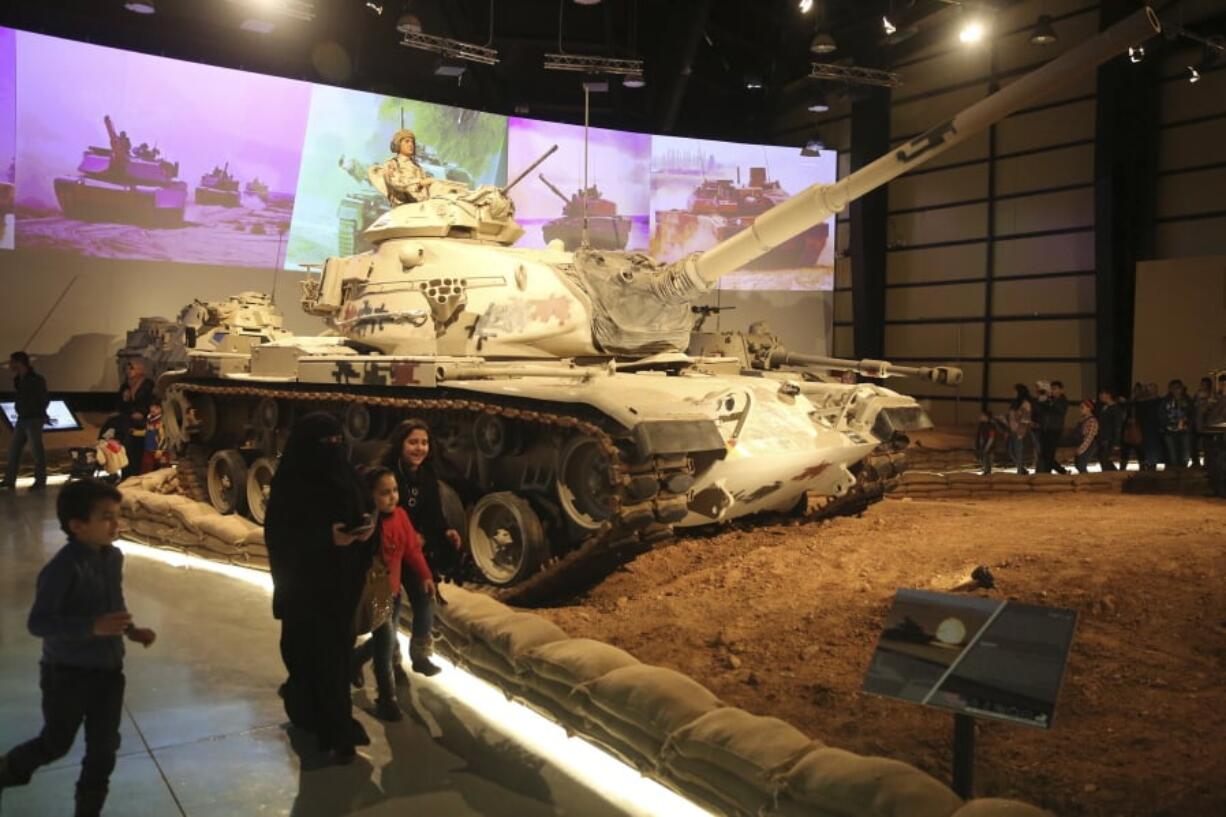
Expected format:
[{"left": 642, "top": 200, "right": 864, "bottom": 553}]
[{"left": 0, "top": 0, "right": 1008, "bottom": 144}]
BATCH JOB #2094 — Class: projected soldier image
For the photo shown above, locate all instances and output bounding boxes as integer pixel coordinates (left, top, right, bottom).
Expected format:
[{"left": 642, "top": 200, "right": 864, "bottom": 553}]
[
  {"left": 0, "top": 27, "right": 14, "bottom": 250},
  {"left": 284, "top": 86, "right": 506, "bottom": 269},
  {"left": 506, "top": 117, "right": 650, "bottom": 252},
  {"left": 649, "top": 135, "right": 836, "bottom": 292},
  {"left": 13, "top": 31, "right": 311, "bottom": 267}
]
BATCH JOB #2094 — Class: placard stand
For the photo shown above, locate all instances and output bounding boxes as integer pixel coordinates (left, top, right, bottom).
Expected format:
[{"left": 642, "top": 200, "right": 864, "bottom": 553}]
[{"left": 952, "top": 713, "right": 975, "bottom": 798}]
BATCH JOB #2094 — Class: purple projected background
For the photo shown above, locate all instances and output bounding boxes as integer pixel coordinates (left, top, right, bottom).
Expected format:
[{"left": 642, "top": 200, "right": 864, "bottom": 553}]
[
  {"left": 15, "top": 32, "right": 311, "bottom": 267},
  {"left": 507, "top": 117, "right": 650, "bottom": 251},
  {"left": 0, "top": 28, "right": 15, "bottom": 250},
  {"left": 651, "top": 135, "right": 836, "bottom": 291}
]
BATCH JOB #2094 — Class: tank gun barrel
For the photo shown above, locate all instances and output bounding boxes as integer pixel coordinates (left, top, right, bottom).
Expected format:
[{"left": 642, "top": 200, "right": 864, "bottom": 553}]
[
  {"left": 676, "top": 7, "right": 1160, "bottom": 290},
  {"left": 103, "top": 115, "right": 118, "bottom": 143},
  {"left": 503, "top": 144, "right": 558, "bottom": 194},
  {"left": 767, "top": 350, "right": 963, "bottom": 385},
  {"left": 538, "top": 173, "right": 570, "bottom": 203}
]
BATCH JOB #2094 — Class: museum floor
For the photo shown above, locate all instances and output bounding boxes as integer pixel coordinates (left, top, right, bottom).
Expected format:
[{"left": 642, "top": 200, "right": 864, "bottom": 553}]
[{"left": 0, "top": 484, "right": 700, "bottom": 817}]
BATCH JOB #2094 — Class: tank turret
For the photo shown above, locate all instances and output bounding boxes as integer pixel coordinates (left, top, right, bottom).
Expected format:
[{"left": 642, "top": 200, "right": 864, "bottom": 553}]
[{"left": 163, "top": 7, "right": 1161, "bottom": 604}]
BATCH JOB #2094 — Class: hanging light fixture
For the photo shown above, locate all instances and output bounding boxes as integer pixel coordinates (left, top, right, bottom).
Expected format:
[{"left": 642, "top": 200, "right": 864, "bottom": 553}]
[
  {"left": 1129, "top": 44, "right": 1145, "bottom": 63},
  {"left": 1029, "top": 14, "right": 1058, "bottom": 46},
  {"left": 882, "top": 16, "right": 897, "bottom": 36},
  {"left": 1188, "top": 65, "right": 1201, "bottom": 83},
  {"left": 810, "top": 31, "right": 837, "bottom": 54},
  {"left": 123, "top": 0, "right": 156, "bottom": 12}
]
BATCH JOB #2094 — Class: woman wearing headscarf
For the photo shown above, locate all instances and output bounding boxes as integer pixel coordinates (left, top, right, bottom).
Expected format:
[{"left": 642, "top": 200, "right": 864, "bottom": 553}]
[
  {"left": 265, "top": 412, "right": 373, "bottom": 762},
  {"left": 379, "top": 418, "right": 463, "bottom": 679},
  {"left": 116, "top": 360, "right": 155, "bottom": 479}
]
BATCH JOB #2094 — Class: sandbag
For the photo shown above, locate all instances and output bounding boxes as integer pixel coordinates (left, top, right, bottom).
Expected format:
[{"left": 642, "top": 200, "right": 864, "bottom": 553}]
[
  {"left": 240, "top": 527, "right": 266, "bottom": 547},
  {"left": 950, "top": 800, "right": 1054, "bottom": 817},
  {"left": 665, "top": 707, "right": 815, "bottom": 795},
  {"left": 434, "top": 585, "right": 516, "bottom": 642},
  {"left": 668, "top": 752, "right": 781, "bottom": 817},
  {"left": 199, "top": 537, "right": 244, "bottom": 557},
  {"left": 468, "top": 612, "right": 568, "bottom": 669},
  {"left": 583, "top": 664, "right": 722, "bottom": 744},
  {"left": 168, "top": 501, "right": 216, "bottom": 534},
  {"left": 521, "top": 673, "right": 590, "bottom": 720},
  {"left": 196, "top": 515, "right": 257, "bottom": 547},
  {"left": 779, "top": 747, "right": 962, "bottom": 817},
  {"left": 575, "top": 717, "right": 657, "bottom": 773},
  {"left": 522, "top": 638, "right": 641, "bottom": 687}
]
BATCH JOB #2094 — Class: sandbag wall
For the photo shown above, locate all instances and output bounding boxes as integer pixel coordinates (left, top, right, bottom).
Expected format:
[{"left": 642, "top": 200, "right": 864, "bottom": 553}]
[
  {"left": 431, "top": 584, "right": 1055, "bottom": 817},
  {"left": 116, "top": 468, "right": 270, "bottom": 569},
  {"left": 887, "top": 469, "right": 1210, "bottom": 499}
]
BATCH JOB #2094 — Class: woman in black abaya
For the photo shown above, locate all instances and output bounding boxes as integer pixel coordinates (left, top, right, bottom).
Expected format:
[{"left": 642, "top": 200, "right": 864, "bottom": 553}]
[{"left": 265, "top": 412, "right": 373, "bottom": 761}]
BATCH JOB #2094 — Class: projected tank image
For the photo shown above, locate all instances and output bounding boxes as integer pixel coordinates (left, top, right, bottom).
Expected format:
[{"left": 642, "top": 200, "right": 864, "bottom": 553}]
[
  {"left": 0, "top": 27, "right": 17, "bottom": 249},
  {"left": 14, "top": 30, "right": 309, "bottom": 267},
  {"left": 284, "top": 87, "right": 505, "bottom": 268},
  {"left": 195, "top": 162, "right": 241, "bottom": 207},
  {"left": 156, "top": 7, "right": 1159, "bottom": 605},
  {"left": 651, "top": 136, "right": 835, "bottom": 291},
  {"left": 50, "top": 114, "right": 189, "bottom": 227},
  {"left": 506, "top": 117, "right": 649, "bottom": 251}
]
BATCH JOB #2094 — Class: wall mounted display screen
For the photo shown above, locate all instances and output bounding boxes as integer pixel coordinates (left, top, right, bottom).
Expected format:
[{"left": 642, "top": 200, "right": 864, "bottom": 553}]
[
  {"left": 284, "top": 88, "right": 507, "bottom": 270},
  {"left": 863, "top": 589, "right": 1078, "bottom": 729},
  {"left": 506, "top": 117, "right": 650, "bottom": 252},
  {"left": 0, "top": 28, "right": 15, "bottom": 251},
  {"left": 650, "top": 135, "right": 835, "bottom": 291},
  {"left": 14, "top": 31, "right": 312, "bottom": 268},
  {"left": 0, "top": 399, "right": 82, "bottom": 432}
]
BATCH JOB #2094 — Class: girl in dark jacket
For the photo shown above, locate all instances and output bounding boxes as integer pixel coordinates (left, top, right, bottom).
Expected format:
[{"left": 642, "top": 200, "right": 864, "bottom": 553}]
[
  {"left": 265, "top": 412, "right": 374, "bottom": 761},
  {"left": 381, "top": 418, "right": 463, "bottom": 677}
]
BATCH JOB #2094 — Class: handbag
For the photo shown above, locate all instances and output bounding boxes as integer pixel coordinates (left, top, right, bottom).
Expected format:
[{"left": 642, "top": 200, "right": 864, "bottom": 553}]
[{"left": 353, "top": 554, "right": 394, "bottom": 636}]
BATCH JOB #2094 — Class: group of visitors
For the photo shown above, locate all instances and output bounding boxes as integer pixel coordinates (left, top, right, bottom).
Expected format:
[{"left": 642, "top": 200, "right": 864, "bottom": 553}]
[
  {"left": 264, "top": 413, "right": 463, "bottom": 763},
  {"left": 976, "top": 376, "right": 1222, "bottom": 475}
]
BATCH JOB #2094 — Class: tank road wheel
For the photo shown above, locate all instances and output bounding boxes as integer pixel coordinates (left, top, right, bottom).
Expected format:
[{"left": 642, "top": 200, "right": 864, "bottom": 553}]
[
  {"left": 557, "top": 437, "right": 616, "bottom": 531},
  {"left": 468, "top": 492, "right": 547, "bottom": 586},
  {"left": 473, "top": 414, "right": 521, "bottom": 458},
  {"left": 245, "top": 456, "right": 278, "bottom": 524},
  {"left": 252, "top": 397, "right": 280, "bottom": 433},
  {"left": 207, "top": 449, "right": 248, "bottom": 515},
  {"left": 341, "top": 402, "right": 375, "bottom": 445}
]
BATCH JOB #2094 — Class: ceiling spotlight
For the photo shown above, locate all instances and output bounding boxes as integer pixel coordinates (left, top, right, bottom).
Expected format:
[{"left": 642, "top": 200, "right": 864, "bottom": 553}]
[
  {"left": 807, "top": 100, "right": 830, "bottom": 113},
  {"left": 810, "top": 31, "right": 837, "bottom": 55},
  {"left": 744, "top": 74, "right": 764, "bottom": 90},
  {"left": 801, "top": 137, "right": 825, "bottom": 157},
  {"left": 574, "top": 0, "right": 602, "bottom": 5},
  {"left": 1029, "top": 14, "right": 1057, "bottom": 47},
  {"left": 396, "top": 13, "right": 422, "bottom": 33},
  {"left": 1129, "top": 45, "right": 1145, "bottom": 63},
  {"left": 623, "top": 72, "right": 646, "bottom": 88},
  {"left": 959, "top": 19, "right": 986, "bottom": 44},
  {"left": 582, "top": 78, "right": 610, "bottom": 93},
  {"left": 434, "top": 55, "right": 467, "bottom": 78},
  {"left": 799, "top": 0, "right": 813, "bottom": 12},
  {"left": 1188, "top": 65, "right": 1201, "bottom": 83},
  {"left": 882, "top": 16, "right": 897, "bottom": 36},
  {"left": 123, "top": 0, "right": 156, "bottom": 12}
]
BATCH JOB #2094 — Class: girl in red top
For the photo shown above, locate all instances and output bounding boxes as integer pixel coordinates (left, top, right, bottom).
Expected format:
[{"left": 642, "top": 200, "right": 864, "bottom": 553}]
[{"left": 350, "top": 467, "right": 433, "bottom": 720}]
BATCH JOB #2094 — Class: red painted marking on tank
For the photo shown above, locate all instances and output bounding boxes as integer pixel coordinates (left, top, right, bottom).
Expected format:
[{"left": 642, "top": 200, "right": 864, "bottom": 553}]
[
  {"left": 391, "top": 362, "right": 420, "bottom": 386},
  {"left": 790, "top": 462, "right": 830, "bottom": 482}
]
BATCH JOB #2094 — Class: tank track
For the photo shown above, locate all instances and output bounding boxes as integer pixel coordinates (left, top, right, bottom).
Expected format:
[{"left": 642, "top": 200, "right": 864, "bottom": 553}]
[
  {"left": 165, "top": 382, "right": 902, "bottom": 605},
  {"left": 166, "top": 381, "right": 689, "bottom": 607}
]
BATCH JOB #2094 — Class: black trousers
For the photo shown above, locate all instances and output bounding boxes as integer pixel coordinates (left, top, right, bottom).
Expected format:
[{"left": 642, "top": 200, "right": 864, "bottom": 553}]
[
  {"left": 1038, "top": 429, "right": 1065, "bottom": 473},
  {"left": 5, "top": 664, "right": 124, "bottom": 797}
]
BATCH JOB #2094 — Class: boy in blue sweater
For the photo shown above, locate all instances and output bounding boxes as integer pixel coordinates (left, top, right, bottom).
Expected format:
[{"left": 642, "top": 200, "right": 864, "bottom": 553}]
[{"left": 0, "top": 479, "right": 156, "bottom": 817}]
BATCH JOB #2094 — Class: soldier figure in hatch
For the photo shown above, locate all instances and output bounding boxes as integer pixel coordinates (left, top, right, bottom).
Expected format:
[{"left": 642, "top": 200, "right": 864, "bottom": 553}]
[{"left": 369, "top": 128, "right": 434, "bottom": 206}]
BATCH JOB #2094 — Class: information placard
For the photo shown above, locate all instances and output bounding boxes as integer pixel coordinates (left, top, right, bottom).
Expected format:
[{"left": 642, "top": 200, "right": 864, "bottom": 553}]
[
  {"left": 863, "top": 589, "right": 1077, "bottom": 729},
  {"left": 0, "top": 400, "right": 82, "bottom": 432}
]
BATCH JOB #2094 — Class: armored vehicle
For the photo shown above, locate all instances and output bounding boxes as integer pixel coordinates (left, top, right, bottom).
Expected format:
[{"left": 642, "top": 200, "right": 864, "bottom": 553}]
[
  {"left": 244, "top": 177, "right": 269, "bottom": 199},
  {"left": 196, "top": 162, "right": 241, "bottom": 207},
  {"left": 538, "top": 174, "right": 633, "bottom": 251},
  {"left": 158, "top": 8, "right": 1160, "bottom": 605},
  {"left": 654, "top": 166, "right": 830, "bottom": 271},
  {"left": 118, "top": 292, "right": 290, "bottom": 384},
  {"left": 54, "top": 115, "right": 187, "bottom": 227}
]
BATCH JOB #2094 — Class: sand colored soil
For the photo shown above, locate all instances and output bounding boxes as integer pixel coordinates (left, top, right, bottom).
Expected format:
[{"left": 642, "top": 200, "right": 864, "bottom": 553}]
[{"left": 537, "top": 493, "right": 1226, "bottom": 817}]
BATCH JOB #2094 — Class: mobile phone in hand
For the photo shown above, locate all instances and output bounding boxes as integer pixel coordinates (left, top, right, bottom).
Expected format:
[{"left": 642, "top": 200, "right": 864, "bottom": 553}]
[{"left": 344, "top": 513, "right": 375, "bottom": 534}]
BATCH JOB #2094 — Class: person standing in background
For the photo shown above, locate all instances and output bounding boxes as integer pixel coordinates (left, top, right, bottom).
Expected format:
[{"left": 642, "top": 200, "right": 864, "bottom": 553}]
[
  {"left": 1191, "top": 376, "right": 1214, "bottom": 467},
  {"left": 1074, "top": 399, "right": 1100, "bottom": 474},
  {"left": 1035, "top": 380, "right": 1070, "bottom": 474},
  {"left": 1096, "top": 388, "right": 1123, "bottom": 472},
  {"left": 2, "top": 351, "right": 50, "bottom": 490},
  {"left": 1161, "top": 379, "right": 1193, "bottom": 469},
  {"left": 115, "top": 360, "right": 154, "bottom": 480}
]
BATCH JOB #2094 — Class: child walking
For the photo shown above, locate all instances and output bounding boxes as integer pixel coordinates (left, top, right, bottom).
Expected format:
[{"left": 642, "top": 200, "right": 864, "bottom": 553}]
[
  {"left": 0, "top": 479, "right": 157, "bottom": 817},
  {"left": 350, "top": 467, "right": 434, "bottom": 721}
]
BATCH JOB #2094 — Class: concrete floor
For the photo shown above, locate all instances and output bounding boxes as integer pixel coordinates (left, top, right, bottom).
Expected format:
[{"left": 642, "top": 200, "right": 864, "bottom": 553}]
[{"left": 0, "top": 485, "right": 704, "bottom": 817}]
